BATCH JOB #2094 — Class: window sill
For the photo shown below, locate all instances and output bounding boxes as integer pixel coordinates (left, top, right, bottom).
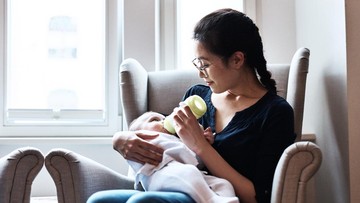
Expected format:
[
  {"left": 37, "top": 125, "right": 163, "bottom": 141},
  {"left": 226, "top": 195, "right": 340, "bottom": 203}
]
[{"left": 0, "top": 136, "right": 113, "bottom": 145}]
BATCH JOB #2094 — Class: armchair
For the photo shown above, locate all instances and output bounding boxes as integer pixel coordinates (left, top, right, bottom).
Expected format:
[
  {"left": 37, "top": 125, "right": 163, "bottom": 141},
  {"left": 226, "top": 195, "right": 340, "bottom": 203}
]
[
  {"left": 0, "top": 147, "right": 44, "bottom": 203},
  {"left": 45, "top": 47, "right": 322, "bottom": 203}
]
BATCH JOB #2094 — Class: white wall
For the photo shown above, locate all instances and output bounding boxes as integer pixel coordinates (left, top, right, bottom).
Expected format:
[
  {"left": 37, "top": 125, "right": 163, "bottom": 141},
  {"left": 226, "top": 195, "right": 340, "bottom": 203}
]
[
  {"left": 256, "top": 0, "right": 296, "bottom": 64},
  {"left": 296, "top": 0, "right": 349, "bottom": 203},
  {"left": 123, "top": 0, "right": 157, "bottom": 71},
  {"left": 252, "top": 1, "right": 350, "bottom": 202}
]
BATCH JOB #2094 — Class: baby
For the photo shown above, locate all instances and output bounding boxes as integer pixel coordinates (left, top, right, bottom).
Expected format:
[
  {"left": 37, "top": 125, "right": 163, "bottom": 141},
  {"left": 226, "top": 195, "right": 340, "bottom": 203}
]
[{"left": 127, "top": 111, "right": 239, "bottom": 203}]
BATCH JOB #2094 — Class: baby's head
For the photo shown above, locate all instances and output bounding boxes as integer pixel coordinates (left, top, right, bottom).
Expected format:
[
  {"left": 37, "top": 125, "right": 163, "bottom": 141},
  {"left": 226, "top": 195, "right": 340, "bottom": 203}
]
[{"left": 129, "top": 111, "right": 170, "bottom": 134}]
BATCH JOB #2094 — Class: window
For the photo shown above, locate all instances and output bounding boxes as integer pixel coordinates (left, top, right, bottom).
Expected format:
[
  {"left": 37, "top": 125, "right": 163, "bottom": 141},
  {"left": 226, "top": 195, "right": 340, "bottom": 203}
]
[
  {"left": 159, "top": 0, "right": 251, "bottom": 71},
  {"left": 177, "top": 0, "right": 244, "bottom": 70},
  {"left": 0, "top": 0, "right": 123, "bottom": 136},
  {"left": 0, "top": 0, "right": 252, "bottom": 136}
]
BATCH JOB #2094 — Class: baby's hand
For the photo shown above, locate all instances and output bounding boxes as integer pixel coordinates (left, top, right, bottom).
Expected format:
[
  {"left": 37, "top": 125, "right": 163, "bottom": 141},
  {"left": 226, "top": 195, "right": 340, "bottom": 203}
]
[{"left": 203, "top": 127, "right": 214, "bottom": 144}]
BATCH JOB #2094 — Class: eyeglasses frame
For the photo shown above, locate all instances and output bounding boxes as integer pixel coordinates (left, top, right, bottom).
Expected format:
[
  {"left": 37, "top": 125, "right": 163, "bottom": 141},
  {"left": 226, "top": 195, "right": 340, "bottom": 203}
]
[{"left": 192, "top": 58, "right": 209, "bottom": 78}]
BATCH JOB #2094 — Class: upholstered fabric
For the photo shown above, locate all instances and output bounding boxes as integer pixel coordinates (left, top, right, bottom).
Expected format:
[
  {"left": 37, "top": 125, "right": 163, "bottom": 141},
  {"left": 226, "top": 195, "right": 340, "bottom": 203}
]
[
  {"left": 46, "top": 47, "right": 321, "bottom": 203},
  {"left": 271, "top": 141, "right": 322, "bottom": 203},
  {"left": 0, "top": 147, "right": 44, "bottom": 203},
  {"left": 119, "top": 58, "right": 149, "bottom": 128},
  {"left": 45, "top": 148, "right": 134, "bottom": 203},
  {"left": 120, "top": 59, "right": 204, "bottom": 128},
  {"left": 286, "top": 48, "right": 310, "bottom": 141}
]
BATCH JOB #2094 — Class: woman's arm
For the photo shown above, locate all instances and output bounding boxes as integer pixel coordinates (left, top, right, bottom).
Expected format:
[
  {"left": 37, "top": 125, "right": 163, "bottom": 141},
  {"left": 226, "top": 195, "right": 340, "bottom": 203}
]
[
  {"left": 199, "top": 144, "right": 257, "bottom": 203},
  {"left": 173, "top": 106, "right": 257, "bottom": 203},
  {"left": 113, "top": 131, "right": 164, "bottom": 165}
]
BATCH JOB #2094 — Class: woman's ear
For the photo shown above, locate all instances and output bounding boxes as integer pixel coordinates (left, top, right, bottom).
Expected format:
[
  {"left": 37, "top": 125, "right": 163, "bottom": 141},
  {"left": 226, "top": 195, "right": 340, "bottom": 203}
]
[{"left": 230, "top": 51, "right": 245, "bottom": 68}]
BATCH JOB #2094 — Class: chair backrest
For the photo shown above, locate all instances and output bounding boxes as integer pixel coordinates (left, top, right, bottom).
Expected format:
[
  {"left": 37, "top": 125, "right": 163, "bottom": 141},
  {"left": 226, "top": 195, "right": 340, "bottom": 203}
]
[
  {"left": 264, "top": 47, "right": 310, "bottom": 141},
  {"left": 120, "top": 59, "right": 204, "bottom": 128},
  {"left": 120, "top": 47, "right": 309, "bottom": 141}
]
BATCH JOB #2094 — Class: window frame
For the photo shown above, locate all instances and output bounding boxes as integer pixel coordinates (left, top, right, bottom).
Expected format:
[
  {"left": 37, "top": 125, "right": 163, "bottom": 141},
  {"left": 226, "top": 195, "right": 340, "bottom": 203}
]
[
  {"left": 158, "top": 0, "right": 255, "bottom": 71},
  {"left": 0, "top": 0, "right": 123, "bottom": 136},
  {"left": 157, "top": 0, "right": 256, "bottom": 70}
]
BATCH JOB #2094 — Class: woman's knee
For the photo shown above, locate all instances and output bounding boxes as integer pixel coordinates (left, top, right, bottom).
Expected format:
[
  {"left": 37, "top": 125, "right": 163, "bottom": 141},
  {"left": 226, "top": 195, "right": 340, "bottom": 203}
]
[
  {"left": 86, "top": 189, "right": 140, "bottom": 203},
  {"left": 127, "top": 191, "right": 195, "bottom": 203}
]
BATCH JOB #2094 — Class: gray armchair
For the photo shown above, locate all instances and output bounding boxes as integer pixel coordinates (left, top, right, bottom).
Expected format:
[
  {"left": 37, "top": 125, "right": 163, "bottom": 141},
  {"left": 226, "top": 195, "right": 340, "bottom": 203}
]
[
  {"left": 271, "top": 141, "right": 322, "bottom": 203},
  {"left": 45, "top": 48, "right": 322, "bottom": 203},
  {"left": 0, "top": 147, "right": 44, "bottom": 203}
]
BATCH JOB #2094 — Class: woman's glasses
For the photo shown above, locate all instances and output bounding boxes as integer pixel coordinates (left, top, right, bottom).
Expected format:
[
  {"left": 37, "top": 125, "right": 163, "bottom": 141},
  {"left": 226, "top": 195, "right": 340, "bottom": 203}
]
[{"left": 192, "top": 58, "right": 209, "bottom": 78}]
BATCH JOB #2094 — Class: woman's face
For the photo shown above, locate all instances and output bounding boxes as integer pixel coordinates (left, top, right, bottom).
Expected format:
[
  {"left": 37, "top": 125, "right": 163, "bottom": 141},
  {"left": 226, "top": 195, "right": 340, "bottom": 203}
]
[{"left": 194, "top": 42, "right": 240, "bottom": 94}]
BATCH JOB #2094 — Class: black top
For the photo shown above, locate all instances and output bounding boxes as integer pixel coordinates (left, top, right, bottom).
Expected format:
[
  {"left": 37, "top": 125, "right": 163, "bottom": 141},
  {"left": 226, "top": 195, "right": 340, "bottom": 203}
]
[{"left": 183, "top": 84, "right": 295, "bottom": 203}]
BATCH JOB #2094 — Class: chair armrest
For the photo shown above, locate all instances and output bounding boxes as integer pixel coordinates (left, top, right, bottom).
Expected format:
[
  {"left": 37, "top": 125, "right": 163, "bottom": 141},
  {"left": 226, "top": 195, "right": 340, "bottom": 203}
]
[
  {"left": 0, "top": 147, "right": 44, "bottom": 203},
  {"left": 271, "top": 141, "right": 322, "bottom": 203},
  {"left": 45, "top": 148, "right": 134, "bottom": 203}
]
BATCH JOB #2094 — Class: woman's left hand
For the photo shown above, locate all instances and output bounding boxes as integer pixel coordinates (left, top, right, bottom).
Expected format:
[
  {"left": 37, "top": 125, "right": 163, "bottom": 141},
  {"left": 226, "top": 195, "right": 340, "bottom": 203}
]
[{"left": 172, "top": 105, "right": 210, "bottom": 154}]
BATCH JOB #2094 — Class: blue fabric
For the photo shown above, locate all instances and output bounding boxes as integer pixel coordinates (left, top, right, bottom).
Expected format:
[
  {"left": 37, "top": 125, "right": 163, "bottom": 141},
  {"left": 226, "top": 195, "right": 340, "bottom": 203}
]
[
  {"left": 183, "top": 84, "right": 295, "bottom": 203},
  {"left": 87, "top": 190, "right": 196, "bottom": 203}
]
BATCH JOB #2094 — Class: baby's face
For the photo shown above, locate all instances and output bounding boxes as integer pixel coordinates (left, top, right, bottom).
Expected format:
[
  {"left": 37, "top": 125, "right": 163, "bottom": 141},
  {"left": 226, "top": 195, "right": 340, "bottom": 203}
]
[{"left": 130, "top": 112, "right": 169, "bottom": 133}]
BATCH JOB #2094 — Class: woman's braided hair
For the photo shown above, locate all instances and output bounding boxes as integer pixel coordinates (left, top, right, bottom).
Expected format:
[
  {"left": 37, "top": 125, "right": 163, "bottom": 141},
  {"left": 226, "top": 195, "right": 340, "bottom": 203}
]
[{"left": 193, "top": 8, "right": 276, "bottom": 93}]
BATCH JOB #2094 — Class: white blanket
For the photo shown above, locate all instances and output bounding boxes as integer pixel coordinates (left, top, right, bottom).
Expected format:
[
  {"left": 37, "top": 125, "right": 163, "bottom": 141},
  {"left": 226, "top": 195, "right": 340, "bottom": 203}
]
[{"left": 127, "top": 132, "right": 239, "bottom": 203}]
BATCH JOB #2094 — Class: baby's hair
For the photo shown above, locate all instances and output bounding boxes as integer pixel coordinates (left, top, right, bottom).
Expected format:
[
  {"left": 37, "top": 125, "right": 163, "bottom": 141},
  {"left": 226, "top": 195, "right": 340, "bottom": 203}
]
[{"left": 128, "top": 111, "right": 164, "bottom": 131}]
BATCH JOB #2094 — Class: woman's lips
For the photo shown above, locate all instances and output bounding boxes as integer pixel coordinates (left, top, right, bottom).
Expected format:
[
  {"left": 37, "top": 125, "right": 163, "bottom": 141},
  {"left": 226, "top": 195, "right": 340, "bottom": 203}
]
[{"left": 205, "top": 81, "right": 213, "bottom": 86}]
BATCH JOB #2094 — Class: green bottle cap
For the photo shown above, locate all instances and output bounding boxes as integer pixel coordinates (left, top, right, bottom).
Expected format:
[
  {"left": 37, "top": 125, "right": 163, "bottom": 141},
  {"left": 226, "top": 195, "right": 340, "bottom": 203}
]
[{"left": 185, "top": 95, "right": 207, "bottom": 119}]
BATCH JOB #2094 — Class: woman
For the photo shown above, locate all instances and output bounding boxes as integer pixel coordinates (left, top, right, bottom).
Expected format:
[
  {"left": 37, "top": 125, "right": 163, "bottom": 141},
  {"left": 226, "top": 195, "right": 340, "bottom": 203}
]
[{"left": 88, "top": 8, "right": 295, "bottom": 203}]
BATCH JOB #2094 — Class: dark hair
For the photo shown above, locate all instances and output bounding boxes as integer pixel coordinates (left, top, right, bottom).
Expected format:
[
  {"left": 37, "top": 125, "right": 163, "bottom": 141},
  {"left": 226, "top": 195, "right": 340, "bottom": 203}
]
[{"left": 193, "top": 8, "right": 276, "bottom": 93}]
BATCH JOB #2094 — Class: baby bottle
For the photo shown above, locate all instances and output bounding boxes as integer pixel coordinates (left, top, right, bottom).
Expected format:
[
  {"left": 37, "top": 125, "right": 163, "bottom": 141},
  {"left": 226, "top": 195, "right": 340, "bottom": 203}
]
[{"left": 163, "top": 95, "right": 207, "bottom": 134}]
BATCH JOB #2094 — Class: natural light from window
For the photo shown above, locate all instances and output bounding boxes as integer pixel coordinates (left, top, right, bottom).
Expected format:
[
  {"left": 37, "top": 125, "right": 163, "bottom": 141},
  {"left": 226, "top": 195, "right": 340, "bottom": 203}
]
[
  {"left": 176, "top": 0, "right": 243, "bottom": 69},
  {"left": 5, "top": 0, "right": 106, "bottom": 125}
]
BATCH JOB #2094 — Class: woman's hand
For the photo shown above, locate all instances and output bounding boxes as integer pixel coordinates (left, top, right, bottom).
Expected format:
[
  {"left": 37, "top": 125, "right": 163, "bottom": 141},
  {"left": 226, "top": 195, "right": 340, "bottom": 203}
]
[
  {"left": 113, "top": 130, "right": 164, "bottom": 165},
  {"left": 203, "top": 127, "right": 214, "bottom": 144},
  {"left": 173, "top": 105, "right": 210, "bottom": 154}
]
